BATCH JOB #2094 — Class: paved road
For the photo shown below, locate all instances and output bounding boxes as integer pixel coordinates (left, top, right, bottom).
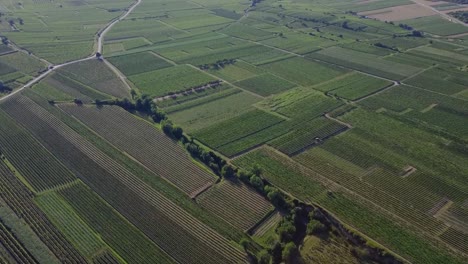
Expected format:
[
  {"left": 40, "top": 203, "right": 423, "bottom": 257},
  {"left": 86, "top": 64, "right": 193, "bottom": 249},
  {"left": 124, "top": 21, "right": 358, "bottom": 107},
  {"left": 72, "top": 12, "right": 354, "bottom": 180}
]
[{"left": 0, "top": 0, "right": 142, "bottom": 103}]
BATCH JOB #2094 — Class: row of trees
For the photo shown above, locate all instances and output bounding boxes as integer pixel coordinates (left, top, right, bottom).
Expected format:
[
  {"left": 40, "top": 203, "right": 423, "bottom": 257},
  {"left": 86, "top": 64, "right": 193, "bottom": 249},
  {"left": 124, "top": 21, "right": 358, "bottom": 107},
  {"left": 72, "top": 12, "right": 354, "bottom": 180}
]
[
  {"left": 104, "top": 93, "right": 402, "bottom": 264},
  {"left": 199, "top": 59, "right": 236, "bottom": 70},
  {"left": 0, "top": 81, "right": 12, "bottom": 93}
]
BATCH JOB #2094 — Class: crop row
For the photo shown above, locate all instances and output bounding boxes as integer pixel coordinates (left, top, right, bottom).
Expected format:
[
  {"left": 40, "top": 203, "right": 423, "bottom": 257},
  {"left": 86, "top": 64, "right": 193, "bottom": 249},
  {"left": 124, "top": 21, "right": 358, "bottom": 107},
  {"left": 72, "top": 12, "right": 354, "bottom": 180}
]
[
  {"left": 58, "top": 60, "right": 129, "bottom": 98},
  {"left": 0, "top": 111, "right": 76, "bottom": 192},
  {"left": 0, "top": 161, "right": 86, "bottom": 262},
  {"left": 59, "top": 104, "right": 216, "bottom": 195},
  {"left": 107, "top": 51, "right": 172, "bottom": 76},
  {"left": 439, "top": 227, "right": 468, "bottom": 254},
  {"left": 273, "top": 93, "right": 343, "bottom": 119},
  {"left": 35, "top": 191, "right": 106, "bottom": 259},
  {"left": 308, "top": 46, "right": 421, "bottom": 80},
  {"left": 294, "top": 149, "right": 448, "bottom": 236},
  {"left": 197, "top": 180, "right": 273, "bottom": 231},
  {"left": 234, "top": 147, "right": 464, "bottom": 263},
  {"left": 57, "top": 183, "right": 174, "bottom": 264},
  {"left": 0, "top": 219, "right": 37, "bottom": 264},
  {"left": 269, "top": 117, "right": 348, "bottom": 156},
  {"left": 194, "top": 109, "right": 285, "bottom": 149},
  {"left": 92, "top": 250, "right": 121, "bottom": 264},
  {"left": 3, "top": 96, "right": 246, "bottom": 263},
  {"left": 316, "top": 191, "right": 465, "bottom": 264},
  {"left": 162, "top": 87, "right": 240, "bottom": 113}
]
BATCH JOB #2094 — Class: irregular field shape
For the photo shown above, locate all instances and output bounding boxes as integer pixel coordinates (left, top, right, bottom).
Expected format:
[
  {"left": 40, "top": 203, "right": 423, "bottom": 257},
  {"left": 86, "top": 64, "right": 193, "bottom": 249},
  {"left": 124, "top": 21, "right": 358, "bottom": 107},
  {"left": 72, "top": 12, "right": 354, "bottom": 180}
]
[
  {"left": 59, "top": 104, "right": 216, "bottom": 196},
  {"left": 0, "top": 52, "right": 46, "bottom": 75},
  {"left": 193, "top": 109, "right": 285, "bottom": 149},
  {"left": 234, "top": 73, "right": 296, "bottom": 96},
  {"left": 35, "top": 191, "right": 107, "bottom": 259},
  {"left": 107, "top": 51, "right": 172, "bottom": 76},
  {"left": 0, "top": 160, "right": 86, "bottom": 263},
  {"left": 2, "top": 96, "right": 247, "bottom": 264},
  {"left": 197, "top": 180, "right": 273, "bottom": 231},
  {"left": 168, "top": 91, "right": 261, "bottom": 132},
  {"left": 57, "top": 183, "right": 175, "bottom": 264},
  {"left": 58, "top": 59, "right": 129, "bottom": 98},
  {"left": 311, "top": 46, "right": 421, "bottom": 80}
]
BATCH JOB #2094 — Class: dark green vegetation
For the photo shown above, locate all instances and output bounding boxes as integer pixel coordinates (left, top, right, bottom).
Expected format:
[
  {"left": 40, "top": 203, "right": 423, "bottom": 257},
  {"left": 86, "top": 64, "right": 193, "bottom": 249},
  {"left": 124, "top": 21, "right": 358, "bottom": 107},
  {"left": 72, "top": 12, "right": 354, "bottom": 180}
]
[
  {"left": 1, "top": 0, "right": 468, "bottom": 263},
  {"left": 449, "top": 11, "right": 468, "bottom": 23}
]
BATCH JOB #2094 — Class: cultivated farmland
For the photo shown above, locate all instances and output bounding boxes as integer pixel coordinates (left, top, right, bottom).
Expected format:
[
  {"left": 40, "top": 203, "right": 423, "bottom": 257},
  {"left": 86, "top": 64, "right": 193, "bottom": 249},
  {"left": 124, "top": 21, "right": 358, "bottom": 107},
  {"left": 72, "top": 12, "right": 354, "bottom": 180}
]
[
  {"left": 59, "top": 104, "right": 217, "bottom": 196},
  {"left": 2, "top": 96, "right": 247, "bottom": 264},
  {"left": 128, "top": 65, "right": 216, "bottom": 97},
  {"left": 197, "top": 179, "right": 273, "bottom": 231},
  {"left": 1, "top": 0, "right": 468, "bottom": 263}
]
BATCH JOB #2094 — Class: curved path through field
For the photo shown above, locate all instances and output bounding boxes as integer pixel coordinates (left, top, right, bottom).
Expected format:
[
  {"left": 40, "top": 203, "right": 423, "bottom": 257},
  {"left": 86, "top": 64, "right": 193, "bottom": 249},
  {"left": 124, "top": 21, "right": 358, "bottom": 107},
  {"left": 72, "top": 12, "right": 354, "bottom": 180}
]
[{"left": 0, "top": 0, "right": 142, "bottom": 103}]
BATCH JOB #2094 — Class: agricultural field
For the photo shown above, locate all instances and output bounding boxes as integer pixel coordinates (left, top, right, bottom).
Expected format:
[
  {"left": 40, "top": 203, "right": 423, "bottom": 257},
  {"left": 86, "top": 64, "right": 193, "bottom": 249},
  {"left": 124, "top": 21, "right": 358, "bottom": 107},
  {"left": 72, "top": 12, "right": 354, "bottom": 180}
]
[
  {"left": 59, "top": 104, "right": 217, "bottom": 196},
  {"left": 401, "top": 15, "right": 468, "bottom": 36},
  {"left": 58, "top": 59, "right": 130, "bottom": 98},
  {"left": 314, "top": 71, "right": 393, "bottom": 100},
  {"left": 0, "top": 51, "right": 46, "bottom": 95},
  {"left": 167, "top": 89, "right": 261, "bottom": 132},
  {"left": 1, "top": 0, "right": 468, "bottom": 263},
  {"left": 0, "top": 0, "right": 134, "bottom": 63},
  {"left": 128, "top": 65, "right": 216, "bottom": 97},
  {"left": 107, "top": 51, "right": 173, "bottom": 76},
  {"left": 233, "top": 73, "right": 296, "bottom": 96},
  {"left": 197, "top": 179, "right": 273, "bottom": 231}
]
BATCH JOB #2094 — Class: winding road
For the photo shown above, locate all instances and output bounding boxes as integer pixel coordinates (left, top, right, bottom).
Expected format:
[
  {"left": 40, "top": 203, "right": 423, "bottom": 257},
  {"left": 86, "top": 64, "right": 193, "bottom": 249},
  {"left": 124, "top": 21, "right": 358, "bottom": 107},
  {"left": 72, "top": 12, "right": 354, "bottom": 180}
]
[{"left": 0, "top": 0, "right": 142, "bottom": 103}]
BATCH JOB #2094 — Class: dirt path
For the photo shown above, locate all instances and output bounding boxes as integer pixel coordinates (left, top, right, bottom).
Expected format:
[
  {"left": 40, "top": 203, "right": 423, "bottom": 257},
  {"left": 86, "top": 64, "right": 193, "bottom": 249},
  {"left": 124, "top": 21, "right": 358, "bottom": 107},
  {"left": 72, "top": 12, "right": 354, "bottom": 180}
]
[
  {"left": 410, "top": 0, "right": 468, "bottom": 27},
  {"left": 186, "top": 64, "right": 265, "bottom": 99},
  {"left": 0, "top": 0, "right": 142, "bottom": 103},
  {"left": 103, "top": 59, "right": 133, "bottom": 91},
  {"left": 324, "top": 113, "right": 353, "bottom": 128}
]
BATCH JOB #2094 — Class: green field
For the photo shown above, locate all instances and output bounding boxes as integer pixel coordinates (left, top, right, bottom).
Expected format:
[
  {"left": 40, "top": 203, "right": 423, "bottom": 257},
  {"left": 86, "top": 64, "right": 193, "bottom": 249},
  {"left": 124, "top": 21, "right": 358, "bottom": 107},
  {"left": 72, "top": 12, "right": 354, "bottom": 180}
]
[
  {"left": 309, "top": 46, "right": 422, "bottom": 80},
  {"left": 128, "top": 65, "right": 216, "bottom": 97},
  {"left": 107, "top": 52, "right": 173, "bottom": 76},
  {"left": 260, "top": 57, "right": 348, "bottom": 87},
  {"left": 1, "top": 0, "right": 468, "bottom": 263},
  {"left": 234, "top": 73, "right": 296, "bottom": 96},
  {"left": 401, "top": 15, "right": 468, "bottom": 36},
  {"left": 58, "top": 59, "right": 130, "bottom": 98},
  {"left": 168, "top": 90, "right": 261, "bottom": 132}
]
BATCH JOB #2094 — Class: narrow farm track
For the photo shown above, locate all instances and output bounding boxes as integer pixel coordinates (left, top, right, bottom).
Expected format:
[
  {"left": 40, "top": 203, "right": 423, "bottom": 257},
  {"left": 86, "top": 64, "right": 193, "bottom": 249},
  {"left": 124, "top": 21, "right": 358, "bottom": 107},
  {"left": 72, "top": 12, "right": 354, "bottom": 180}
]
[{"left": 0, "top": 0, "right": 142, "bottom": 103}]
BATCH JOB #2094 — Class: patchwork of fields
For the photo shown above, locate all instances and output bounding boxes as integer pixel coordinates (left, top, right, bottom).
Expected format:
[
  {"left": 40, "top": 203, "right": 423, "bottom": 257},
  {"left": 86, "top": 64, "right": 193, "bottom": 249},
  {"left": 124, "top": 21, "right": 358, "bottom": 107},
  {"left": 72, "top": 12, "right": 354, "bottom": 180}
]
[{"left": 0, "top": 0, "right": 468, "bottom": 263}]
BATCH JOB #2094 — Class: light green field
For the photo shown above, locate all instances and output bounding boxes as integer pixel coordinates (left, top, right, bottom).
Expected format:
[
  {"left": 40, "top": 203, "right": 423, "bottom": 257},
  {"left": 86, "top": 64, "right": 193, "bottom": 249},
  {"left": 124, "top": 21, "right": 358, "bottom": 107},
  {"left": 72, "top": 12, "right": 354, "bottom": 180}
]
[
  {"left": 169, "top": 90, "right": 261, "bottom": 132},
  {"left": 234, "top": 73, "right": 296, "bottom": 96},
  {"left": 260, "top": 57, "right": 348, "bottom": 87},
  {"left": 129, "top": 64, "right": 216, "bottom": 97}
]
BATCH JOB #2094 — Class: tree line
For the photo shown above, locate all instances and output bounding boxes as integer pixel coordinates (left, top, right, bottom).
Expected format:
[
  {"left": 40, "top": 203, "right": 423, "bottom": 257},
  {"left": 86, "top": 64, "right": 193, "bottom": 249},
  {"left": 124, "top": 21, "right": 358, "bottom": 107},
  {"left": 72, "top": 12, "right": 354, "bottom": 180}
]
[{"left": 95, "top": 94, "right": 404, "bottom": 264}]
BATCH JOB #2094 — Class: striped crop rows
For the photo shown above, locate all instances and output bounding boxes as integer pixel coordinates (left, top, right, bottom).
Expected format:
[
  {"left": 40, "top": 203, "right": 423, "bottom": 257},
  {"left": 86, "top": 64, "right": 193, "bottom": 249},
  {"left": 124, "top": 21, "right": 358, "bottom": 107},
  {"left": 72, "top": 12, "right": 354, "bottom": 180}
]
[
  {"left": 0, "top": 111, "right": 76, "bottom": 192},
  {"left": 197, "top": 180, "right": 273, "bottom": 231},
  {"left": 59, "top": 104, "right": 216, "bottom": 196},
  {"left": 2, "top": 96, "right": 246, "bottom": 264},
  {"left": 0, "top": 220, "right": 37, "bottom": 264},
  {"left": 0, "top": 161, "right": 86, "bottom": 262}
]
